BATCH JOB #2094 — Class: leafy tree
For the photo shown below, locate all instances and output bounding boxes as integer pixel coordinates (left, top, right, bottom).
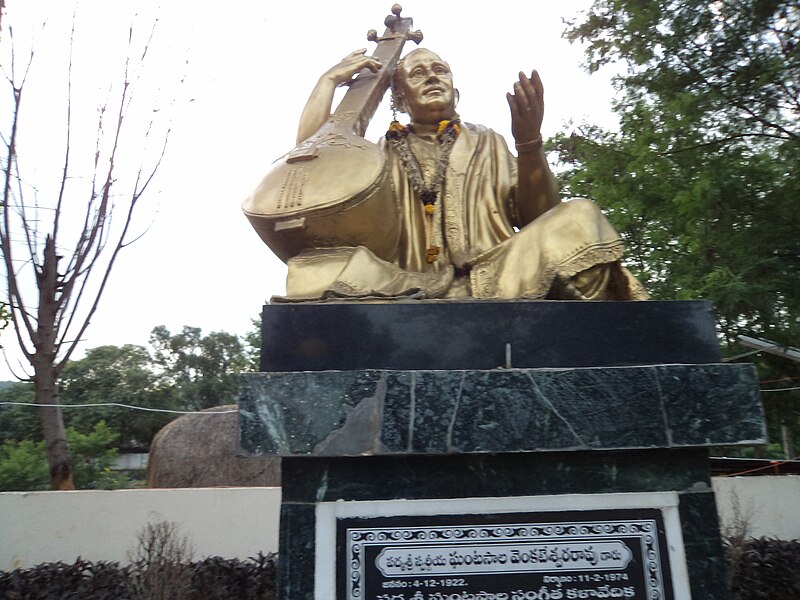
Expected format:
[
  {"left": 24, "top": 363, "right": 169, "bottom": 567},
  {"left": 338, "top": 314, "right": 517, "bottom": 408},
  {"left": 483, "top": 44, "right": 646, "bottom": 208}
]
[
  {"left": 0, "top": 382, "right": 39, "bottom": 444},
  {"left": 2, "top": 324, "right": 255, "bottom": 455},
  {"left": 150, "top": 326, "right": 251, "bottom": 411},
  {"left": 0, "top": 6, "right": 175, "bottom": 489},
  {"left": 1, "top": 321, "right": 256, "bottom": 477},
  {"left": 59, "top": 345, "right": 178, "bottom": 448},
  {"left": 557, "top": 0, "right": 800, "bottom": 456},
  {"left": 244, "top": 317, "right": 262, "bottom": 372}
]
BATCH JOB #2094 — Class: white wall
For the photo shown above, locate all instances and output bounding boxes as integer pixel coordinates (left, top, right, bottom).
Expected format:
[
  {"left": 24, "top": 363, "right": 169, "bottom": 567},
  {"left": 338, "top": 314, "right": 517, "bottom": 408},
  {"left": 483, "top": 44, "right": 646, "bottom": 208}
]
[
  {"left": 2, "top": 477, "right": 798, "bottom": 572},
  {"left": 713, "top": 475, "right": 800, "bottom": 540},
  {"left": 0, "top": 487, "right": 281, "bottom": 571}
]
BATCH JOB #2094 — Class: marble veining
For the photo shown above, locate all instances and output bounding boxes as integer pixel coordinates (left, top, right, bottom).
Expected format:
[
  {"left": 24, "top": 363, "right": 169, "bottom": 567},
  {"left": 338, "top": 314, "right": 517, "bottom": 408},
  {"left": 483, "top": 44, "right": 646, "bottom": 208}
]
[{"left": 239, "top": 363, "right": 764, "bottom": 457}]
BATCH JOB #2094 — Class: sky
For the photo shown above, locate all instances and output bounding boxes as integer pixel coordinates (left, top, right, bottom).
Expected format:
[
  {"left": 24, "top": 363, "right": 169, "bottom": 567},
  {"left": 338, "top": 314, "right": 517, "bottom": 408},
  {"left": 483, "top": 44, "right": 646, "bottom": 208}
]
[{"left": 0, "top": 0, "right": 619, "bottom": 380}]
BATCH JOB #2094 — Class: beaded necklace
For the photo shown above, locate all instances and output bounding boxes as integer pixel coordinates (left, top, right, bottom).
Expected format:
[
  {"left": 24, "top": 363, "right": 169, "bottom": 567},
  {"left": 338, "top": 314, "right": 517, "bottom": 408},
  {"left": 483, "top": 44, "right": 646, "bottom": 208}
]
[{"left": 385, "top": 118, "right": 461, "bottom": 263}]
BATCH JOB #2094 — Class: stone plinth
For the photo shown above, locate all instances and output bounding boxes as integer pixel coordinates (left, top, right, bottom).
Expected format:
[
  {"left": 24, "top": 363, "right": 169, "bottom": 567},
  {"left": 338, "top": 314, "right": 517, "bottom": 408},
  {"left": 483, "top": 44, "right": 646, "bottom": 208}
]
[
  {"left": 242, "top": 300, "right": 764, "bottom": 600},
  {"left": 279, "top": 452, "right": 727, "bottom": 600},
  {"left": 240, "top": 364, "right": 764, "bottom": 457},
  {"left": 260, "top": 299, "right": 720, "bottom": 371}
]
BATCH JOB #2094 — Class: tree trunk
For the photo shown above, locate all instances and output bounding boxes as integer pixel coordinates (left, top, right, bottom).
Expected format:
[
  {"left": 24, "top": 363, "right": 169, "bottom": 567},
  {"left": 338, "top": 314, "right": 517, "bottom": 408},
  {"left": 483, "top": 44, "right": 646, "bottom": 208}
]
[
  {"left": 35, "top": 364, "right": 75, "bottom": 490},
  {"left": 30, "top": 235, "right": 75, "bottom": 490}
]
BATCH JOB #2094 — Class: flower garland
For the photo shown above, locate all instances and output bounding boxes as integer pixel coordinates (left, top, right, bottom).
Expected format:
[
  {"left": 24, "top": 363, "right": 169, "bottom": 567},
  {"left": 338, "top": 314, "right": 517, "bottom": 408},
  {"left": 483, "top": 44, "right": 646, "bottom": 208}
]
[{"left": 386, "top": 118, "right": 461, "bottom": 263}]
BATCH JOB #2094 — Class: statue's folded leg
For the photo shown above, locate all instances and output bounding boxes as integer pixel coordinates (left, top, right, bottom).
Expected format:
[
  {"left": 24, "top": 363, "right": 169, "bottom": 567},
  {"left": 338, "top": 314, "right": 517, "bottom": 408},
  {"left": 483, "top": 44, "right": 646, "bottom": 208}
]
[
  {"left": 280, "top": 199, "right": 647, "bottom": 301},
  {"left": 469, "top": 198, "right": 649, "bottom": 300},
  {"left": 283, "top": 246, "right": 453, "bottom": 300}
]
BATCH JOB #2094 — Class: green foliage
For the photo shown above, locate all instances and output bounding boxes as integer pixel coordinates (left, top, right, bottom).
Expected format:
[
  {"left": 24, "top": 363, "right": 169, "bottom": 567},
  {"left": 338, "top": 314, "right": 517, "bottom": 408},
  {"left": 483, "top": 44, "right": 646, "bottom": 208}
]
[
  {"left": 59, "top": 345, "right": 178, "bottom": 448},
  {"left": 566, "top": 0, "right": 799, "bottom": 141},
  {"left": 0, "top": 439, "right": 51, "bottom": 491},
  {"left": 189, "top": 554, "right": 277, "bottom": 600},
  {"left": 2, "top": 322, "right": 256, "bottom": 478},
  {"left": 728, "top": 538, "right": 800, "bottom": 599},
  {"left": 0, "top": 383, "right": 40, "bottom": 444},
  {"left": 150, "top": 325, "right": 251, "bottom": 411},
  {"left": 560, "top": 0, "right": 799, "bottom": 323},
  {"left": 0, "top": 422, "right": 133, "bottom": 491},
  {"left": 0, "top": 559, "right": 132, "bottom": 599},
  {"left": 559, "top": 0, "right": 800, "bottom": 456},
  {"left": 69, "top": 421, "right": 123, "bottom": 489},
  {"left": 244, "top": 317, "right": 262, "bottom": 372},
  {"left": 0, "top": 554, "right": 278, "bottom": 600}
]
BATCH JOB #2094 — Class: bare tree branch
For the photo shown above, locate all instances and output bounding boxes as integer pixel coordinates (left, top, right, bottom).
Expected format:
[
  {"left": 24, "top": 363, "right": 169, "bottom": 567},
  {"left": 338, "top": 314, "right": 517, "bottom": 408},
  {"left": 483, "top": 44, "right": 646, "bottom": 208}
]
[
  {"left": 0, "top": 6, "right": 175, "bottom": 489},
  {"left": 52, "top": 12, "right": 77, "bottom": 243},
  {"left": 2, "top": 80, "right": 35, "bottom": 360}
]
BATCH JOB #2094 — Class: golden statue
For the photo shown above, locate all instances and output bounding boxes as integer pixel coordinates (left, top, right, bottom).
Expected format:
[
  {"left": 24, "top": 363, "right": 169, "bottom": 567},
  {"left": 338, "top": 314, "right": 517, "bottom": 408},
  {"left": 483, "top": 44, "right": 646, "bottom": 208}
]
[{"left": 243, "top": 6, "right": 647, "bottom": 301}]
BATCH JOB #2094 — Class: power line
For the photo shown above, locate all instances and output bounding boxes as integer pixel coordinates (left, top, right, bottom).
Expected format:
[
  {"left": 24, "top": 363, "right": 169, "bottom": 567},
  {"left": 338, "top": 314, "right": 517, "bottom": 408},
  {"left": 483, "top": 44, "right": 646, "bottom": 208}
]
[
  {"left": 719, "top": 460, "right": 789, "bottom": 477},
  {"left": 0, "top": 402, "right": 237, "bottom": 415}
]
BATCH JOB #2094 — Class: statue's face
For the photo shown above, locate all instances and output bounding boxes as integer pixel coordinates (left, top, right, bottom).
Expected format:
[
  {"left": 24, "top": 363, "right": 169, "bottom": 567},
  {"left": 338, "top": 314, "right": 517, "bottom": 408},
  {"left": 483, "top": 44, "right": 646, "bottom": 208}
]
[{"left": 396, "top": 49, "right": 455, "bottom": 124}]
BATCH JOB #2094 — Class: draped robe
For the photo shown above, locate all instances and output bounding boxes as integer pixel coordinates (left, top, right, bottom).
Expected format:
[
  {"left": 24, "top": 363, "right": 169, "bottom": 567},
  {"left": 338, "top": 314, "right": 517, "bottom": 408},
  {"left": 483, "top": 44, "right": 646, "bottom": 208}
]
[{"left": 283, "top": 123, "right": 648, "bottom": 301}]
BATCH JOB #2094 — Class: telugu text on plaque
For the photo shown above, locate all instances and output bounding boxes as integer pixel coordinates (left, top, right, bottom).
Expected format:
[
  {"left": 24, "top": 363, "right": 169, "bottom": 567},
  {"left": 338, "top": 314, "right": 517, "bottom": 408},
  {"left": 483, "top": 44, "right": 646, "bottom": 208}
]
[{"left": 336, "top": 509, "right": 675, "bottom": 600}]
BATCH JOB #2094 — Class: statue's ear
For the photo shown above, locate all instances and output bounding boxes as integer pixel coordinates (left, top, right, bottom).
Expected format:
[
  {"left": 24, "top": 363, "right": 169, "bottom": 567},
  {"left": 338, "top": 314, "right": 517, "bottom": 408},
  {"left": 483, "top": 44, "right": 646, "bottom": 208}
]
[{"left": 454, "top": 88, "right": 460, "bottom": 108}]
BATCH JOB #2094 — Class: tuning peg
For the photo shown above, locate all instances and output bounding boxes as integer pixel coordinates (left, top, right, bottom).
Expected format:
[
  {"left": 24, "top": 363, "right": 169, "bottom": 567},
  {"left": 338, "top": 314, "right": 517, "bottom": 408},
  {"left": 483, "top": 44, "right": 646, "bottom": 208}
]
[
  {"left": 367, "top": 29, "right": 378, "bottom": 42},
  {"left": 408, "top": 30, "right": 423, "bottom": 44}
]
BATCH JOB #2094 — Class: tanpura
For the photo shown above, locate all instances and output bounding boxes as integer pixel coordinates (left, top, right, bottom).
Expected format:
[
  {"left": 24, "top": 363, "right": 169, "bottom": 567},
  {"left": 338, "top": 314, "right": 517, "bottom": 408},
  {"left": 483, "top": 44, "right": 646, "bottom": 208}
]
[{"left": 242, "top": 4, "right": 421, "bottom": 263}]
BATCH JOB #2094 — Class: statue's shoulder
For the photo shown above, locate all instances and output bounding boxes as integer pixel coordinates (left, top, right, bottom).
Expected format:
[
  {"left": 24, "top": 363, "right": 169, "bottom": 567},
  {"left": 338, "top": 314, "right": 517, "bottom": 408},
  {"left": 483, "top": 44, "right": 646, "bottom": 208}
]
[
  {"left": 460, "top": 123, "right": 510, "bottom": 155},
  {"left": 462, "top": 122, "right": 490, "bottom": 136},
  {"left": 462, "top": 122, "right": 505, "bottom": 143}
]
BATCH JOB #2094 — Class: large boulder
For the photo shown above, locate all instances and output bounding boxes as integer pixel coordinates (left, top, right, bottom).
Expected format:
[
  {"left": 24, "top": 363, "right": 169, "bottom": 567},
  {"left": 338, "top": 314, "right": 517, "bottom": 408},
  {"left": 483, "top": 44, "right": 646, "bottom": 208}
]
[{"left": 146, "top": 405, "right": 280, "bottom": 488}]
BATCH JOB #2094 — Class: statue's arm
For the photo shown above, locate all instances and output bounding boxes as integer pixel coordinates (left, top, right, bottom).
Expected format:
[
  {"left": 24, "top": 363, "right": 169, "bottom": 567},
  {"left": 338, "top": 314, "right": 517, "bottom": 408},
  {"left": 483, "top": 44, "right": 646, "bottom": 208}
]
[
  {"left": 296, "top": 49, "right": 382, "bottom": 144},
  {"left": 506, "top": 71, "right": 560, "bottom": 225}
]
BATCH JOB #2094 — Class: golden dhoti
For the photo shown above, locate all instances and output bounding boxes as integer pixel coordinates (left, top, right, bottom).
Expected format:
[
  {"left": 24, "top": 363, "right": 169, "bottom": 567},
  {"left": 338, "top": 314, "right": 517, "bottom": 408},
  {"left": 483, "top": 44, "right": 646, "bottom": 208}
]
[{"left": 284, "top": 199, "right": 646, "bottom": 300}]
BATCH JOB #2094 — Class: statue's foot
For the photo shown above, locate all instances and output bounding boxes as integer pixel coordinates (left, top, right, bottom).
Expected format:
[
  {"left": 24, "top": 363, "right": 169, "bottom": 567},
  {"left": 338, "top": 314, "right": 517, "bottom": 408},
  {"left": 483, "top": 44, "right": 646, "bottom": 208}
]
[
  {"left": 548, "top": 263, "right": 650, "bottom": 301},
  {"left": 547, "top": 272, "right": 589, "bottom": 300}
]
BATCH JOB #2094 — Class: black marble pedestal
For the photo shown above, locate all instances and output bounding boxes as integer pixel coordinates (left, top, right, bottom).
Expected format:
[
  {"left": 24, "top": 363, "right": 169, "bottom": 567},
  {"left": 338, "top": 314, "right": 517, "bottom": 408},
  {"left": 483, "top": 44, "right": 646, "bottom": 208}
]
[
  {"left": 260, "top": 299, "right": 720, "bottom": 371},
  {"left": 241, "top": 300, "right": 765, "bottom": 600},
  {"left": 279, "top": 451, "right": 726, "bottom": 600}
]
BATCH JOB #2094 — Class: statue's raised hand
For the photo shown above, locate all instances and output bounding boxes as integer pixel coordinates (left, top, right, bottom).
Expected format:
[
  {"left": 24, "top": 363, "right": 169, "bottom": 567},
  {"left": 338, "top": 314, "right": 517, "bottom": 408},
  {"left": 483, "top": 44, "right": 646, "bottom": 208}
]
[
  {"left": 297, "top": 50, "right": 382, "bottom": 143},
  {"left": 506, "top": 70, "right": 544, "bottom": 144},
  {"left": 323, "top": 49, "right": 382, "bottom": 86}
]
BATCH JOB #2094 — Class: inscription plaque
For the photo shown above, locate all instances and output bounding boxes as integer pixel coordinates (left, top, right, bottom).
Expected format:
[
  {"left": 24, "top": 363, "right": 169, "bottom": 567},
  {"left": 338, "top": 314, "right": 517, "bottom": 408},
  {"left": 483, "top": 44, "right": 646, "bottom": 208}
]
[{"left": 336, "top": 509, "right": 674, "bottom": 600}]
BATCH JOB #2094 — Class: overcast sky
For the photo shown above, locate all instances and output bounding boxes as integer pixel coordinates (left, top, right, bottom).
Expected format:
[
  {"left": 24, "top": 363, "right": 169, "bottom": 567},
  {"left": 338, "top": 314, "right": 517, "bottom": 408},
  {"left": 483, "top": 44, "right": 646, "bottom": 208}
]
[{"left": 0, "top": 0, "right": 618, "bottom": 379}]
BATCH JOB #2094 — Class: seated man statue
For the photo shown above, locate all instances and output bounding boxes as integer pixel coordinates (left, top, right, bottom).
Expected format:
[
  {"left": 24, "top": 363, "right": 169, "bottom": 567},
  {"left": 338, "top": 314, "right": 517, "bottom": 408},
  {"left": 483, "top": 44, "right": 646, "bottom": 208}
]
[{"left": 282, "top": 48, "right": 648, "bottom": 301}]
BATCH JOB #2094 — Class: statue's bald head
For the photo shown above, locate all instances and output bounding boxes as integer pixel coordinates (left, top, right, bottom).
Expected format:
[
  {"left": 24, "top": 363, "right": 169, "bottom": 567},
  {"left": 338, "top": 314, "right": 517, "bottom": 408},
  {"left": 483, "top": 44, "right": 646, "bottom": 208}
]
[{"left": 391, "top": 49, "right": 457, "bottom": 123}]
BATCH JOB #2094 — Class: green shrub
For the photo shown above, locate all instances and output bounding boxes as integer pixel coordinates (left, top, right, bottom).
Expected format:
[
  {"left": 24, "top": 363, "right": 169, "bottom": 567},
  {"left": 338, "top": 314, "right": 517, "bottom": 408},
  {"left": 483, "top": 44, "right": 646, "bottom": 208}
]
[
  {"left": 0, "top": 559, "right": 130, "bottom": 600},
  {"left": 0, "top": 421, "right": 135, "bottom": 491},
  {"left": 190, "top": 554, "right": 277, "bottom": 600},
  {"left": 729, "top": 537, "right": 800, "bottom": 600},
  {"left": 69, "top": 421, "right": 127, "bottom": 489},
  {"left": 0, "top": 555, "right": 277, "bottom": 599},
  {"left": 0, "top": 439, "right": 50, "bottom": 491}
]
